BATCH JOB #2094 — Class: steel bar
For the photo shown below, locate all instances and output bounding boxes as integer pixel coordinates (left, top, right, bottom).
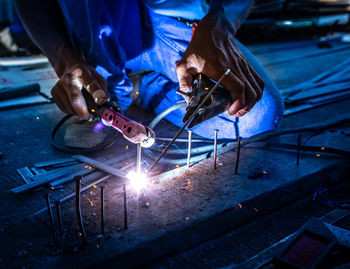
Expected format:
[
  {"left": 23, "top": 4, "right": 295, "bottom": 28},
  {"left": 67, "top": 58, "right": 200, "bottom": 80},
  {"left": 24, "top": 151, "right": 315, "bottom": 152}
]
[
  {"left": 137, "top": 143, "right": 141, "bottom": 174},
  {"left": 186, "top": 130, "right": 192, "bottom": 168},
  {"left": 31, "top": 167, "right": 46, "bottom": 175},
  {"left": 11, "top": 164, "right": 86, "bottom": 194},
  {"left": 100, "top": 186, "right": 105, "bottom": 235},
  {"left": 72, "top": 155, "right": 127, "bottom": 178},
  {"left": 55, "top": 200, "right": 65, "bottom": 252},
  {"left": 34, "top": 158, "right": 75, "bottom": 168},
  {"left": 264, "top": 43, "right": 350, "bottom": 67},
  {"left": 75, "top": 176, "right": 88, "bottom": 244},
  {"left": 148, "top": 68, "right": 231, "bottom": 173},
  {"left": 235, "top": 136, "right": 241, "bottom": 175},
  {"left": 44, "top": 193, "right": 57, "bottom": 246},
  {"left": 123, "top": 184, "right": 128, "bottom": 230},
  {"left": 297, "top": 134, "right": 301, "bottom": 166},
  {"left": 266, "top": 143, "right": 350, "bottom": 157},
  {"left": 284, "top": 92, "right": 350, "bottom": 116},
  {"left": 213, "top": 129, "right": 218, "bottom": 169},
  {"left": 50, "top": 168, "right": 96, "bottom": 188},
  {"left": 17, "top": 167, "right": 33, "bottom": 184},
  {"left": 50, "top": 154, "right": 130, "bottom": 188}
]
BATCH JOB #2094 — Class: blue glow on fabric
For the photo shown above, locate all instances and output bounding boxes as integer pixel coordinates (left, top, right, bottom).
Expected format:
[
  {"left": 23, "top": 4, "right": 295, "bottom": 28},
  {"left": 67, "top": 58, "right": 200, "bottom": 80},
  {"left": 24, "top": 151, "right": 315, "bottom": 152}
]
[
  {"left": 98, "top": 25, "right": 113, "bottom": 40},
  {"left": 95, "top": 65, "right": 113, "bottom": 79},
  {"left": 57, "top": 0, "right": 283, "bottom": 138}
]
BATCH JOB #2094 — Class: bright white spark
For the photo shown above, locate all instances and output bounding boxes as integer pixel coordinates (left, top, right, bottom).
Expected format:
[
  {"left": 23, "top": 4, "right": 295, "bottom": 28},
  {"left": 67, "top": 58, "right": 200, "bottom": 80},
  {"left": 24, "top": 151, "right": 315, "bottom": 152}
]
[{"left": 126, "top": 171, "right": 147, "bottom": 192}]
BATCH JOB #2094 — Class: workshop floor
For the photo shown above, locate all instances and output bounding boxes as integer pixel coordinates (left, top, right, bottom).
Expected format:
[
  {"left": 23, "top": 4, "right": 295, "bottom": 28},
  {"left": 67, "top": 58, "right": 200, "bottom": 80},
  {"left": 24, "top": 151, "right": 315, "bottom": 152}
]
[{"left": 0, "top": 34, "right": 350, "bottom": 268}]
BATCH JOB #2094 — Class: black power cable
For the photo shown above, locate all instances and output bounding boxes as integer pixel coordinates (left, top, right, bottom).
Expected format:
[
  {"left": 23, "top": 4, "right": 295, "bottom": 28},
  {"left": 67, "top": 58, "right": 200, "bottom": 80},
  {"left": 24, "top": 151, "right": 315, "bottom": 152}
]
[{"left": 50, "top": 114, "right": 119, "bottom": 154}]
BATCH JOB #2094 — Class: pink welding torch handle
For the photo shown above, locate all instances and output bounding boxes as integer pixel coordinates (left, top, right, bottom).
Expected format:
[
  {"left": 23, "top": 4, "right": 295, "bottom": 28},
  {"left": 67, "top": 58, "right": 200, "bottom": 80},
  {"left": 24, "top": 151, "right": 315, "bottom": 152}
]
[{"left": 101, "top": 108, "right": 155, "bottom": 147}]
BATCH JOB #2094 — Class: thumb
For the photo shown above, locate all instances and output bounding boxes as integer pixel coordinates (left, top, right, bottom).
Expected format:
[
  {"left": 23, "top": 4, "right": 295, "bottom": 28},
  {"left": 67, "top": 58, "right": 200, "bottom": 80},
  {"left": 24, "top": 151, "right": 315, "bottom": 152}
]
[{"left": 176, "top": 62, "right": 194, "bottom": 94}]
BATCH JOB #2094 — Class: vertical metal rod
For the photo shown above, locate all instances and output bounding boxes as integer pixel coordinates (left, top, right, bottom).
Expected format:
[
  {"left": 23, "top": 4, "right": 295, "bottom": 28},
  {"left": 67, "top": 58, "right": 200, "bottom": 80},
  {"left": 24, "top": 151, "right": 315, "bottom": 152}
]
[
  {"left": 297, "top": 134, "right": 301, "bottom": 166},
  {"left": 75, "top": 176, "right": 88, "bottom": 244},
  {"left": 234, "top": 117, "right": 240, "bottom": 139},
  {"left": 44, "top": 193, "right": 57, "bottom": 246},
  {"left": 137, "top": 143, "right": 141, "bottom": 174},
  {"left": 213, "top": 129, "right": 219, "bottom": 169},
  {"left": 100, "top": 186, "right": 105, "bottom": 235},
  {"left": 123, "top": 184, "right": 128, "bottom": 230},
  {"left": 55, "top": 200, "right": 65, "bottom": 252},
  {"left": 186, "top": 130, "right": 192, "bottom": 168},
  {"left": 235, "top": 136, "right": 241, "bottom": 175}
]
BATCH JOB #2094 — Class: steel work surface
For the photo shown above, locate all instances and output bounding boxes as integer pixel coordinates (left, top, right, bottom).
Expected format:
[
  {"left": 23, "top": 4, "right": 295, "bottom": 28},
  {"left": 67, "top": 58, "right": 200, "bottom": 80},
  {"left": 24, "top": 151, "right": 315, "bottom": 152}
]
[
  {"left": 0, "top": 101, "right": 349, "bottom": 268},
  {"left": 0, "top": 39, "right": 350, "bottom": 268}
]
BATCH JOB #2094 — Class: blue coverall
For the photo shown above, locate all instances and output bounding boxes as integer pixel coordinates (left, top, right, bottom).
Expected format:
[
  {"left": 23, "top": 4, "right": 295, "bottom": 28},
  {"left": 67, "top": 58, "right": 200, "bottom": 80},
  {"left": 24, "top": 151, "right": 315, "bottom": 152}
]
[{"left": 57, "top": 0, "right": 284, "bottom": 139}]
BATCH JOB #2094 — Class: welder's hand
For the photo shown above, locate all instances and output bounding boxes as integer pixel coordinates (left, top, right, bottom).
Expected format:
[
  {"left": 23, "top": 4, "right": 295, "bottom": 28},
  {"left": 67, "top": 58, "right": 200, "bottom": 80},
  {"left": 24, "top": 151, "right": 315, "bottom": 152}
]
[
  {"left": 176, "top": 12, "right": 264, "bottom": 117},
  {"left": 51, "top": 62, "right": 108, "bottom": 119}
]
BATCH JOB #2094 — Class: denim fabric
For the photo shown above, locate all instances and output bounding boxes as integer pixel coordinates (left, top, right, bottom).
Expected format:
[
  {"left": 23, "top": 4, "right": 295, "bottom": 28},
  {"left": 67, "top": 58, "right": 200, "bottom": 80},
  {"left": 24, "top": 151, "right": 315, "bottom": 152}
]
[
  {"left": 143, "top": 0, "right": 208, "bottom": 20},
  {"left": 57, "top": 0, "right": 284, "bottom": 138}
]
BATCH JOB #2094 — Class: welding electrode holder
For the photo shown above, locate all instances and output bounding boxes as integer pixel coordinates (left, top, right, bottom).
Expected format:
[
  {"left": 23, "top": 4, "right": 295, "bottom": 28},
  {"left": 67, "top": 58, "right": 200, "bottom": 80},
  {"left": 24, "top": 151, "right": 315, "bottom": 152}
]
[
  {"left": 148, "top": 69, "right": 231, "bottom": 173},
  {"left": 181, "top": 74, "right": 232, "bottom": 128}
]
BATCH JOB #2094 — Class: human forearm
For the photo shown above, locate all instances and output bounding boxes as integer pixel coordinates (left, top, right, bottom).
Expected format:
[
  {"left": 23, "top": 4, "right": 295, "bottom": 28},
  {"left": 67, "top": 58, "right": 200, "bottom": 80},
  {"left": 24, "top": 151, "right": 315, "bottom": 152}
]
[
  {"left": 176, "top": 0, "right": 263, "bottom": 118},
  {"left": 14, "top": 0, "right": 82, "bottom": 76},
  {"left": 15, "top": 0, "right": 107, "bottom": 118}
]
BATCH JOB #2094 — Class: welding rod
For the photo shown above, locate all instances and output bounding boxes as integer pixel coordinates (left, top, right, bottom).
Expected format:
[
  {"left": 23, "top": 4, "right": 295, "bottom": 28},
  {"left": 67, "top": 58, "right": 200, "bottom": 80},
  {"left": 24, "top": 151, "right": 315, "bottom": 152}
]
[
  {"left": 100, "top": 186, "right": 105, "bottom": 235},
  {"left": 186, "top": 130, "right": 192, "bottom": 168},
  {"left": 297, "top": 134, "right": 301, "bottom": 166},
  {"left": 235, "top": 136, "right": 241, "bottom": 175},
  {"left": 137, "top": 143, "right": 141, "bottom": 174},
  {"left": 75, "top": 176, "right": 88, "bottom": 244},
  {"left": 44, "top": 193, "right": 57, "bottom": 246},
  {"left": 55, "top": 200, "right": 65, "bottom": 252},
  {"left": 148, "top": 68, "right": 231, "bottom": 173},
  {"left": 213, "top": 129, "right": 219, "bottom": 169},
  {"left": 123, "top": 184, "right": 128, "bottom": 230}
]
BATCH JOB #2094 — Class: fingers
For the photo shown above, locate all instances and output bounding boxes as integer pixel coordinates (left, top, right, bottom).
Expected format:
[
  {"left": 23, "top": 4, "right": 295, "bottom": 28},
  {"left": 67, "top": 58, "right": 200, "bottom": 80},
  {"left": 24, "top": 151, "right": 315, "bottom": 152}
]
[
  {"left": 72, "top": 65, "right": 108, "bottom": 105},
  {"left": 87, "top": 81, "right": 107, "bottom": 105},
  {"left": 225, "top": 59, "right": 265, "bottom": 117},
  {"left": 176, "top": 48, "right": 265, "bottom": 119},
  {"left": 234, "top": 86, "right": 257, "bottom": 117},
  {"left": 232, "top": 64, "right": 258, "bottom": 117},
  {"left": 51, "top": 83, "right": 74, "bottom": 114},
  {"left": 53, "top": 64, "right": 108, "bottom": 119},
  {"left": 176, "top": 61, "right": 195, "bottom": 95},
  {"left": 60, "top": 73, "right": 89, "bottom": 119},
  {"left": 219, "top": 71, "right": 246, "bottom": 116},
  {"left": 242, "top": 59, "right": 264, "bottom": 102}
]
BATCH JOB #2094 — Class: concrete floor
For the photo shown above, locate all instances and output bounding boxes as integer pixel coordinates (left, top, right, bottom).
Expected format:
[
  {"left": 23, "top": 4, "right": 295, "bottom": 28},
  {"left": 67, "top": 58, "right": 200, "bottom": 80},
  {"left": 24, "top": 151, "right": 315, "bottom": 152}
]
[{"left": 0, "top": 35, "right": 350, "bottom": 268}]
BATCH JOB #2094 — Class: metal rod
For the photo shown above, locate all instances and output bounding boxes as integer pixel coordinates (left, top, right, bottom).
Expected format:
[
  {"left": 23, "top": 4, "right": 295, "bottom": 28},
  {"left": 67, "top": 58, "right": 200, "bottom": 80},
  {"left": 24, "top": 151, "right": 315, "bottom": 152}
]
[
  {"left": 148, "top": 69, "right": 231, "bottom": 173},
  {"left": 137, "top": 143, "right": 141, "bottom": 174},
  {"left": 75, "top": 176, "right": 88, "bottom": 244},
  {"left": 213, "top": 129, "right": 219, "bottom": 169},
  {"left": 186, "top": 130, "right": 192, "bottom": 168},
  {"left": 297, "top": 134, "right": 301, "bottom": 166},
  {"left": 44, "top": 193, "right": 57, "bottom": 246},
  {"left": 235, "top": 136, "right": 241, "bottom": 175},
  {"left": 72, "top": 155, "right": 127, "bottom": 178},
  {"left": 100, "top": 186, "right": 105, "bottom": 235},
  {"left": 55, "top": 200, "right": 65, "bottom": 252},
  {"left": 123, "top": 184, "right": 128, "bottom": 230},
  {"left": 156, "top": 137, "right": 229, "bottom": 143},
  {"left": 234, "top": 117, "right": 240, "bottom": 139},
  {"left": 32, "top": 175, "right": 111, "bottom": 217}
]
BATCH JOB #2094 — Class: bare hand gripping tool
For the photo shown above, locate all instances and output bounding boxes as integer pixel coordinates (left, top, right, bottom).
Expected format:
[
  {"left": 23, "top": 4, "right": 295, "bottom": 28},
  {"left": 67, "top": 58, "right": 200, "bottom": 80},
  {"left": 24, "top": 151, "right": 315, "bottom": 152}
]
[
  {"left": 82, "top": 88, "right": 156, "bottom": 148},
  {"left": 181, "top": 74, "right": 232, "bottom": 128}
]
